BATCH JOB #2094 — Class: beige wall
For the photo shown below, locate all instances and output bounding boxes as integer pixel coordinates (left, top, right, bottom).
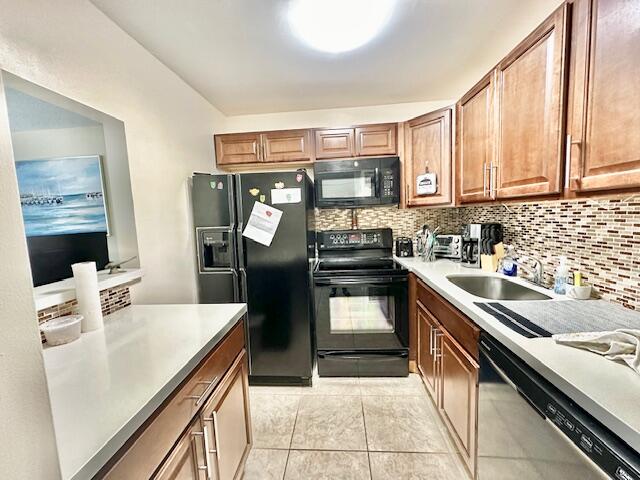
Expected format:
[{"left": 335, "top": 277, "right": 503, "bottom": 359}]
[
  {"left": 218, "top": 100, "right": 454, "bottom": 133},
  {"left": 0, "top": 72, "right": 61, "bottom": 480},
  {"left": 0, "top": 0, "right": 225, "bottom": 304}
]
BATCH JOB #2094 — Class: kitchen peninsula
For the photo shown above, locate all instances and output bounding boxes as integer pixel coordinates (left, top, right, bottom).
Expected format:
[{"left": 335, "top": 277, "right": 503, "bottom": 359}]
[{"left": 43, "top": 303, "right": 249, "bottom": 480}]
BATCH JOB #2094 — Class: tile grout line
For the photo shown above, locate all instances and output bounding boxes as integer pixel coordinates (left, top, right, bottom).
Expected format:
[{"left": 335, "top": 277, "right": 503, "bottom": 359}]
[
  {"left": 282, "top": 394, "right": 302, "bottom": 480},
  {"left": 358, "top": 384, "right": 375, "bottom": 480}
]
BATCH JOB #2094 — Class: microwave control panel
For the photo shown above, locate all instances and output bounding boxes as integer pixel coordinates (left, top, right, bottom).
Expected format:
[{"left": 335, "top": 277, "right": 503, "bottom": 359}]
[{"left": 381, "top": 168, "right": 395, "bottom": 198}]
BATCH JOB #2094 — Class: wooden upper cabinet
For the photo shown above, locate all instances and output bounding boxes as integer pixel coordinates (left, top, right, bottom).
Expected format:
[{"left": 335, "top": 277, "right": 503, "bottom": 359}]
[
  {"left": 567, "top": 0, "right": 640, "bottom": 192},
  {"left": 315, "top": 128, "right": 356, "bottom": 159},
  {"left": 261, "top": 129, "right": 314, "bottom": 163},
  {"left": 495, "top": 5, "right": 569, "bottom": 199},
  {"left": 215, "top": 133, "right": 261, "bottom": 166},
  {"left": 457, "top": 72, "right": 495, "bottom": 204},
  {"left": 355, "top": 123, "right": 397, "bottom": 156},
  {"left": 405, "top": 107, "right": 453, "bottom": 207}
]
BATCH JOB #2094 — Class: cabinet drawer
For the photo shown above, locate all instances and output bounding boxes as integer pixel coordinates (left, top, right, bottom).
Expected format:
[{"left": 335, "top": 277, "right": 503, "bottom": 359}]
[
  {"left": 416, "top": 279, "right": 480, "bottom": 360},
  {"left": 101, "top": 321, "right": 245, "bottom": 479}
]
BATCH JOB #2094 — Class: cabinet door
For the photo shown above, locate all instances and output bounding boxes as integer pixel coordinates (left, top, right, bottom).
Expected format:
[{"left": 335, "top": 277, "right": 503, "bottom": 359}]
[
  {"left": 261, "top": 129, "right": 314, "bottom": 163},
  {"left": 355, "top": 124, "right": 397, "bottom": 156},
  {"left": 439, "top": 333, "right": 479, "bottom": 476},
  {"left": 314, "top": 128, "right": 355, "bottom": 159},
  {"left": 155, "top": 419, "right": 207, "bottom": 480},
  {"left": 201, "top": 351, "right": 251, "bottom": 480},
  {"left": 214, "top": 133, "right": 262, "bottom": 166},
  {"left": 417, "top": 302, "right": 439, "bottom": 400},
  {"left": 495, "top": 5, "right": 569, "bottom": 199},
  {"left": 568, "top": 0, "right": 640, "bottom": 192},
  {"left": 457, "top": 72, "right": 495, "bottom": 203},
  {"left": 405, "top": 108, "right": 453, "bottom": 207}
]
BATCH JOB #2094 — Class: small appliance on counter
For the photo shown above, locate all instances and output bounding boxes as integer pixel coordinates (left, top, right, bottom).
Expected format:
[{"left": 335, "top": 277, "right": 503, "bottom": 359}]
[
  {"left": 434, "top": 234, "right": 462, "bottom": 260},
  {"left": 395, "top": 237, "right": 413, "bottom": 257},
  {"left": 314, "top": 228, "right": 409, "bottom": 377},
  {"left": 461, "top": 223, "right": 502, "bottom": 268}
]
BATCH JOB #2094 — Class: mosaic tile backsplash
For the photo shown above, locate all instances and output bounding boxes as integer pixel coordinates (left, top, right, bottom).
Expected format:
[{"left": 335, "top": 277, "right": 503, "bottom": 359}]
[
  {"left": 37, "top": 285, "right": 131, "bottom": 343},
  {"left": 316, "top": 196, "right": 640, "bottom": 310}
]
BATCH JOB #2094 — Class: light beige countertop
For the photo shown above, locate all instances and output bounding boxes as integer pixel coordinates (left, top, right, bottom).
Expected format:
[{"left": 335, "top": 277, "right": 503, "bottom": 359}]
[
  {"left": 395, "top": 257, "right": 640, "bottom": 454},
  {"left": 43, "top": 303, "right": 247, "bottom": 480}
]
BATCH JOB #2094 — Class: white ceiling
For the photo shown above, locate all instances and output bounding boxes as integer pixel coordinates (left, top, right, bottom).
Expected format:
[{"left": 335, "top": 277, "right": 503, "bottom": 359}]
[{"left": 91, "top": 0, "right": 561, "bottom": 116}]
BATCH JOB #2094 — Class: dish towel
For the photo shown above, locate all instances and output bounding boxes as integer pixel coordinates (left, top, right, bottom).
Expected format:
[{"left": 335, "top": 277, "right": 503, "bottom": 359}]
[{"left": 553, "top": 329, "right": 640, "bottom": 374}]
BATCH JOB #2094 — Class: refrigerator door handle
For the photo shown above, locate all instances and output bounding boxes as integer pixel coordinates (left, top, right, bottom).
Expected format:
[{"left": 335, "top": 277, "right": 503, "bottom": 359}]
[
  {"left": 231, "top": 270, "right": 240, "bottom": 302},
  {"left": 236, "top": 228, "right": 246, "bottom": 269},
  {"left": 239, "top": 267, "right": 248, "bottom": 303}
]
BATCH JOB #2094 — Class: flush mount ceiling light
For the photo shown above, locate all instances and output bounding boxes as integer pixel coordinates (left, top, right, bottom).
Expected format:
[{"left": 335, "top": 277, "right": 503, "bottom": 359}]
[{"left": 287, "top": 0, "right": 397, "bottom": 54}]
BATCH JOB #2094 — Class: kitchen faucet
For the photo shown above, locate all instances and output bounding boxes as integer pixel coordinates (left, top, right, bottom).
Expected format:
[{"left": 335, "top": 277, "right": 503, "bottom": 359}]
[{"left": 499, "top": 253, "right": 545, "bottom": 286}]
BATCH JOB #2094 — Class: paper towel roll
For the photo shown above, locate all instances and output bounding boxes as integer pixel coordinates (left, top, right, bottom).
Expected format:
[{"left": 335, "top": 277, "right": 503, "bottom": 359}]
[{"left": 72, "top": 261, "right": 104, "bottom": 332}]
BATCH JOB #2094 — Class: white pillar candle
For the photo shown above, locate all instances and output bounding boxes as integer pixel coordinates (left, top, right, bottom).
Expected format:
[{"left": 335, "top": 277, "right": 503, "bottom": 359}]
[{"left": 71, "top": 261, "right": 104, "bottom": 332}]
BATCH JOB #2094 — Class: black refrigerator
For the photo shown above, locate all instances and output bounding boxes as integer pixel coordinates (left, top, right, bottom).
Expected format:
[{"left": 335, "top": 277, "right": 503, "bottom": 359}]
[{"left": 191, "top": 171, "right": 315, "bottom": 386}]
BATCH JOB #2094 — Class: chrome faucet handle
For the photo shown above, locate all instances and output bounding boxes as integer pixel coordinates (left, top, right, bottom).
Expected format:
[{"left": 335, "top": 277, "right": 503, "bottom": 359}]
[{"left": 105, "top": 256, "right": 138, "bottom": 274}]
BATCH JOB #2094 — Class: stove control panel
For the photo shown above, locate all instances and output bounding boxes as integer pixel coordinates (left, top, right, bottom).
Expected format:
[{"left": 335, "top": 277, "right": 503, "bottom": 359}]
[{"left": 318, "top": 229, "right": 393, "bottom": 250}]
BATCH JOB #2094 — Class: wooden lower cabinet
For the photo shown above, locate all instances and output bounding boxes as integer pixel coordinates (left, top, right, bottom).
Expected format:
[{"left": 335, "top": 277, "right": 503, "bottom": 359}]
[
  {"left": 101, "top": 322, "right": 251, "bottom": 480},
  {"left": 439, "top": 333, "right": 479, "bottom": 477},
  {"left": 417, "top": 301, "right": 438, "bottom": 398},
  {"left": 155, "top": 419, "right": 207, "bottom": 480},
  {"left": 413, "top": 277, "right": 480, "bottom": 479},
  {"left": 199, "top": 351, "right": 252, "bottom": 480}
]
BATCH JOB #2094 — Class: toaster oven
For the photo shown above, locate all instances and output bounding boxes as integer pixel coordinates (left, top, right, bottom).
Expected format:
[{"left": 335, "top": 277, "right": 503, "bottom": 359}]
[{"left": 434, "top": 234, "right": 462, "bottom": 259}]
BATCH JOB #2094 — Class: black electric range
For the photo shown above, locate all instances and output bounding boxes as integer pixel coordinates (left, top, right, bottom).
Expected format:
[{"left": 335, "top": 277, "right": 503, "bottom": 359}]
[{"left": 313, "top": 228, "right": 409, "bottom": 377}]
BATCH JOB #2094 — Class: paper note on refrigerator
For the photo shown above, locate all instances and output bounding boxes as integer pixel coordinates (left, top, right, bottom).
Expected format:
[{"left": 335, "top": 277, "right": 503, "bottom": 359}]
[
  {"left": 270, "top": 187, "right": 301, "bottom": 204},
  {"left": 242, "top": 201, "right": 283, "bottom": 247}
]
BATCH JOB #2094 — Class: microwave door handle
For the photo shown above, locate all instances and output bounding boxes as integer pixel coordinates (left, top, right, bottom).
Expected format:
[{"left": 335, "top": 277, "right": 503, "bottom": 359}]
[{"left": 374, "top": 167, "right": 380, "bottom": 198}]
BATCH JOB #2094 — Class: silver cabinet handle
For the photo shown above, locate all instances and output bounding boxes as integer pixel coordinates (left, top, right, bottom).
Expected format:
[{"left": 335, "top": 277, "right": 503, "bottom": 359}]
[
  {"left": 429, "top": 326, "right": 435, "bottom": 356},
  {"left": 191, "top": 430, "right": 210, "bottom": 479},
  {"left": 186, "top": 377, "right": 218, "bottom": 406},
  {"left": 204, "top": 413, "right": 222, "bottom": 474},
  {"left": 483, "top": 162, "right": 489, "bottom": 197},
  {"left": 202, "top": 425, "right": 213, "bottom": 480},
  {"left": 490, "top": 161, "right": 498, "bottom": 198},
  {"left": 212, "top": 412, "right": 221, "bottom": 463},
  {"left": 434, "top": 331, "right": 444, "bottom": 359}
]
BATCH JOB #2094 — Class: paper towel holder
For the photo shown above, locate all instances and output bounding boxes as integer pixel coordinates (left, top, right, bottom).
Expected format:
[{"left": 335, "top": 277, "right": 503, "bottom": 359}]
[{"left": 105, "top": 255, "right": 138, "bottom": 274}]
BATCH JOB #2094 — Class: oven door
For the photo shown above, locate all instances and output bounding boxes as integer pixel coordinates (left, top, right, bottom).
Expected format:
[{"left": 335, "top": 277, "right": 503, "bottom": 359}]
[
  {"left": 315, "top": 169, "right": 380, "bottom": 208},
  {"left": 314, "top": 275, "right": 408, "bottom": 351}
]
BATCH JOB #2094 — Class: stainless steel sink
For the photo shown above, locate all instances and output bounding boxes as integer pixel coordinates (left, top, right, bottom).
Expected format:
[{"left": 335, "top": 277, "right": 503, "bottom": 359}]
[{"left": 446, "top": 275, "right": 551, "bottom": 301}]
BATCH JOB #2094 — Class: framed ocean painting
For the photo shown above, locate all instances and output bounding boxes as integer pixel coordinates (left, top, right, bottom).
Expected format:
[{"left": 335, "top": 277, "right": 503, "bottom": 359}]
[{"left": 16, "top": 155, "right": 110, "bottom": 237}]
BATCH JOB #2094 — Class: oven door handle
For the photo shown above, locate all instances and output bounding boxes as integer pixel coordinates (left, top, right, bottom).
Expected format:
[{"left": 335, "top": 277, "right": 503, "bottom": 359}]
[
  {"left": 314, "top": 277, "right": 407, "bottom": 286},
  {"left": 374, "top": 167, "right": 380, "bottom": 198},
  {"left": 318, "top": 351, "right": 408, "bottom": 359}
]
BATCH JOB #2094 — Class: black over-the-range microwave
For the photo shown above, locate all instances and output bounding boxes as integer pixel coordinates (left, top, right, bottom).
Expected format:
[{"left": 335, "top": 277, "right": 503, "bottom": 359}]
[{"left": 313, "top": 156, "right": 400, "bottom": 208}]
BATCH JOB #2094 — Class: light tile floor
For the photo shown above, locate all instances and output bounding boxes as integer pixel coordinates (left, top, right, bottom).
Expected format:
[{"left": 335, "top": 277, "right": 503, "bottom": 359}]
[{"left": 243, "top": 374, "right": 468, "bottom": 479}]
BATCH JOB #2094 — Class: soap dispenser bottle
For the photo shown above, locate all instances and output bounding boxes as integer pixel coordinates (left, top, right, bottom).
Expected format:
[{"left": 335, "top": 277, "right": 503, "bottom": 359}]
[{"left": 554, "top": 256, "right": 570, "bottom": 295}]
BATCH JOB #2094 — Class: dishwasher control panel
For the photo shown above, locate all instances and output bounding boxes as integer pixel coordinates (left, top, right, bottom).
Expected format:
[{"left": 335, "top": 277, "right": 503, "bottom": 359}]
[{"left": 542, "top": 399, "right": 640, "bottom": 480}]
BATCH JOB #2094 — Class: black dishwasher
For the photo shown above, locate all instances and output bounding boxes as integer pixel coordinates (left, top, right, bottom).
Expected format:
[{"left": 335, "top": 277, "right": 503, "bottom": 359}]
[{"left": 478, "top": 333, "right": 640, "bottom": 480}]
